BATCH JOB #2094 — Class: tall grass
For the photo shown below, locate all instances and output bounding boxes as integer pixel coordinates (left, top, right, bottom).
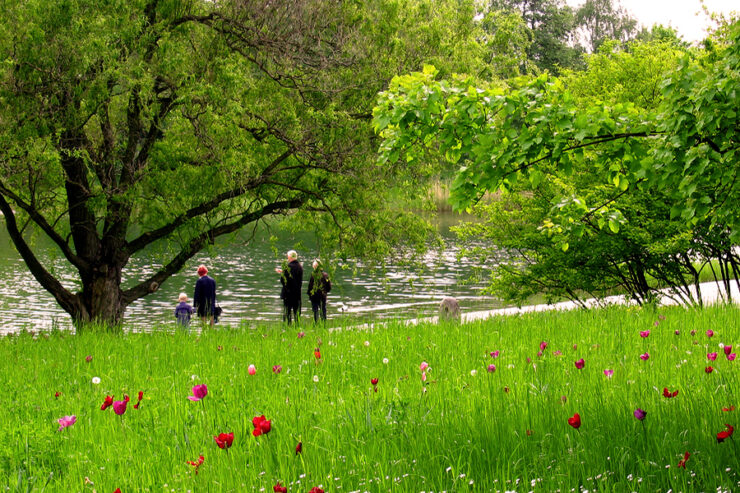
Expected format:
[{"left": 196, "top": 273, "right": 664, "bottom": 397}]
[{"left": 0, "top": 305, "right": 738, "bottom": 492}]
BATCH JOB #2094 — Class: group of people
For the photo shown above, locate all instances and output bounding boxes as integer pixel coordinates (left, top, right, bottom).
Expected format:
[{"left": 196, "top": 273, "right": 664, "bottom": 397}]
[{"left": 174, "top": 251, "right": 331, "bottom": 328}]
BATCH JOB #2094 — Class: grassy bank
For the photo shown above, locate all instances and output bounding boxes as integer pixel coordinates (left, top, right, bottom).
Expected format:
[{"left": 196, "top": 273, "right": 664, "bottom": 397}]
[{"left": 1, "top": 305, "right": 738, "bottom": 492}]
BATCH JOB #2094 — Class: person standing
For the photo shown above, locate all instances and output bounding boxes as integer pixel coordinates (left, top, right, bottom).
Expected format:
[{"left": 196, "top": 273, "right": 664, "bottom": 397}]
[
  {"left": 307, "top": 260, "right": 331, "bottom": 323},
  {"left": 193, "top": 264, "right": 217, "bottom": 326},
  {"left": 174, "top": 292, "right": 194, "bottom": 330},
  {"left": 275, "top": 250, "right": 303, "bottom": 324}
]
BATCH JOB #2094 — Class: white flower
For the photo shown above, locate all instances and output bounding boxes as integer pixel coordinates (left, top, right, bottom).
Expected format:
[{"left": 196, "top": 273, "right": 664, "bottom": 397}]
[
  {"left": 719, "top": 343, "right": 725, "bottom": 348},
  {"left": 470, "top": 370, "right": 477, "bottom": 376},
  {"left": 191, "top": 374, "right": 198, "bottom": 381},
  {"left": 382, "top": 358, "right": 389, "bottom": 364},
  {"left": 364, "top": 340, "right": 370, "bottom": 347},
  {"left": 313, "top": 375, "right": 319, "bottom": 383},
  {"left": 91, "top": 376, "right": 101, "bottom": 385}
]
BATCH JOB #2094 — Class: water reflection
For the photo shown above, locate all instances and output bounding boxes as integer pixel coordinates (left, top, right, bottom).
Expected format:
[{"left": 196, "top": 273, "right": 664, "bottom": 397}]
[{"left": 0, "top": 214, "right": 498, "bottom": 333}]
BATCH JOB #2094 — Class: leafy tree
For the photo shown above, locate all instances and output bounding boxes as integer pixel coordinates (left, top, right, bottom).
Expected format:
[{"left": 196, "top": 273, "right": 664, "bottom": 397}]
[
  {"left": 0, "top": 0, "right": 485, "bottom": 326},
  {"left": 575, "top": 0, "right": 637, "bottom": 52},
  {"left": 374, "top": 21, "right": 740, "bottom": 303},
  {"left": 480, "top": 0, "right": 583, "bottom": 73}
]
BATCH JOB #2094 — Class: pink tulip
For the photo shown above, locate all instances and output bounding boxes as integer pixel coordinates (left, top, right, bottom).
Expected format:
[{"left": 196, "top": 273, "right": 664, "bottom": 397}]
[
  {"left": 297, "top": 332, "right": 305, "bottom": 338},
  {"left": 640, "top": 353, "right": 650, "bottom": 361},
  {"left": 690, "top": 330, "right": 697, "bottom": 336},
  {"left": 421, "top": 372, "right": 427, "bottom": 382},
  {"left": 603, "top": 369, "right": 613, "bottom": 378},
  {"left": 674, "top": 330, "right": 680, "bottom": 335},
  {"left": 539, "top": 341, "right": 548, "bottom": 351},
  {"left": 420, "top": 361, "right": 429, "bottom": 372},
  {"left": 57, "top": 415, "right": 76, "bottom": 431},
  {"left": 487, "top": 364, "right": 496, "bottom": 373},
  {"left": 729, "top": 353, "right": 737, "bottom": 361},
  {"left": 574, "top": 358, "right": 585, "bottom": 369},
  {"left": 640, "top": 331, "right": 650, "bottom": 338},
  {"left": 708, "top": 352, "right": 718, "bottom": 361},
  {"left": 537, "top": 351, "right": 543, "bottom": 358},
  {"left": 490, "top": 350, "right": 500, "bottom": 358},
  {"left": 723, "top": 345, "right": 732, "bottom": 356},
  {"left": 187, "top": 384, "right": 208, "bottom": 401},
  {"left": 272, "top": 365, "right": 282, "bottom": 374},
  {"left": 706, "top": 329, "right": 714, "bottom": 338},
  {"left": 248, "top": 364, "right": 256, "bottom": 375},
  {"left": 553, "top": 350, "right": 562, "bottom": 356},
  {"left": 113, "top": 396, "right": 129, "bottom": 415}
]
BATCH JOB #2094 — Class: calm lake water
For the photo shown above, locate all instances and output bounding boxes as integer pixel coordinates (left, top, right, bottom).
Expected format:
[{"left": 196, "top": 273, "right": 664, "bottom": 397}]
[{"left": 0, "top": 214, "right": 500, "bottom": 333}]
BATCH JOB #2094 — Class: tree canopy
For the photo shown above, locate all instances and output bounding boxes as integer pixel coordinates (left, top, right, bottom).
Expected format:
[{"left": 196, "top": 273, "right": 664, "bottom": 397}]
[{"left": 0, "top": 0, "right": 487, "bottom": 326}]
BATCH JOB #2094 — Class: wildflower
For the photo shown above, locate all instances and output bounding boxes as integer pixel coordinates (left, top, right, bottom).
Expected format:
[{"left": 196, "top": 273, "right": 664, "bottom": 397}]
[
  {"left": 663, "top": 387, "right": 679, "bottom": 398},
  {"left": 716, "top": 424, "right": 734, "bottom": 443},
  {"left": 421, "top": 372, "right": 427, "bottom": 382},
  {"left": 420, "top": 361, "right": 429, "bottom": 372},
  {"left": 526, "top": 429, "right": 533, "bottom": 436},
  {"left": 674, "top": 330, "right": 680, "bottom": 335},
  {"left": 487, "top": 364, "right": 496, "bottom": 373},
  {"left": 723, "top": 405, "right": 736, "bottom": 412},
  {"left": 706, "top": 329, "right": 714, "bottom": 337},
  {"left": 603, "top": 369, "right": 613, "bottom": 378},
  {"left": 313, "top": 375, "right": 319, "bottom": 383},
  {"left": 113, "top": 395, "right": 130, "bottom": 415},
  {"left": 567, "top": 413, "right": 581, "bottom": 429},
  {"left": 504, "top": 386, "right": 510, "bottom": 393},
  {"left": 272, "top": 365, "right": 282, "bottom": 374},
  {"left": 640, "top": 331, "right": 650, "bottom": 338},
  {"left": 248, "top": 364, "right": 256, "bottom": 375},
  {"left": 114, "top": 489, "right": 121, "bottom": 493},
  {"left": 309, "top": 488, "right": 325, "bottom": 493},
  {"left": 133, "top": 391, "right": 144, "bottom": 409},
  {"left": 490, "top": 350, "right": 500, "bottom": 358},
  {"left": 100, "top": 395, "right": 114, "bottom": 410},
  {"left": 724, "top": 345, "right": 732, "bottom": 355},
  {"left": 553, "top": 350, "right": 562, "bottom": 356},
  {"left": 470, "top": 369, "right": 477, "bottom": 376},
  {"left": 561, "top": 395, "right": 567, "bottom": 403},
  {"left": 677, "top": 451, "right": 690, "bottom": 468},
  {"left": 273, "top": 483, "right": 287, "bottom": 493},
  {"left": 640, "top": 353, "right": 649, "bottom": 361},
  {"left": 214, "top": 432, "right": 234, "bottom": 449},
  {"left": 706, "top": 366, "right": 714, "bottom": 373},
  {"left": 383, "top": 358, "right": 389, "bottom": 364},
  {"left": 539, "top": 341, "right": 548, "bottom": 351},
  {"left": 188, "top": 384, "right": 208, "bottom": 402},
  {"left": 633, "top": 409, "right": 646, "bottom": 421},
  {"left": 573, "top": 344, "right": 578, "bottom": 350},
  {"left": 186, "top": 455, "right": 204, "bottom": 474},
  {"left": 364, "top": 340, "right": 370, "bottom": 347},
  {"left": 296, "top": 441, "right": 302, "bottom": 454},
  {"left": 297, "top": 331, "right": 305, "bottom": 338},
  {"left": 217, "top": 345, "right": 223, "bottom": 351},
  {"left": 252, "top": 415, "right": 272, "bottom": 437},
  {"left": 708, "top": 352, "right": 718, "bottom": 361},
  {"left": 85, "top": 355, "right": 93, "bottom": 362},
  {"left": 91, "top": 376, "right": 101, "bottom": 385},
  {"left": 729, "top": 353, "right": 737, "bottom": 361},
  {"left": 574, "top": 358, "right": 585, "bottom": 369},
  {"left": 314, "top": 348, "right": 321, "bottom": 360},
  {"left": 54, "top": 391, "right": 61, "bottom": 398},
  {"left": 57, "top": 415, "right": 76, "bottom": 431},
  {"left": 371, "top": 377, "right": 378, "bottom": 386}
]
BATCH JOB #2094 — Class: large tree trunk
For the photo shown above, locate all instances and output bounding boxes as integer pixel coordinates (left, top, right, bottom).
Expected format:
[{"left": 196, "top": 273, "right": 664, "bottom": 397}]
[{"left": 78, "top": 267, "right": 127, "bottom": 327}]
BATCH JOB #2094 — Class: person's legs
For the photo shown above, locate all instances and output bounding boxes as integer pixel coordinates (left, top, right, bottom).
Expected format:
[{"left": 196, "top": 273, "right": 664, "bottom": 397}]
[
  {"left": 320, "top": 298, "right": 327, "bottom": 321},
  {"left": 311, "top": 299, "right": 320, "bottom": 322},
  {"left": 283, "top": 302, "right": 292, "bottom": 324}
]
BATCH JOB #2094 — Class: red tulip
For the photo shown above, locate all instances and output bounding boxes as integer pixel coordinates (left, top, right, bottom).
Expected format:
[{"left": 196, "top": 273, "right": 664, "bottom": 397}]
[
  {"left": 722, "top": 405, "right": 736, "bottom": 412},
  {"left": 724, "top": 345, "right": 732, "bottom": 355},
  {"left": 567, "top": 413, "right": 581, "bottom": 429},
  {"left": 252, "top": 415, "right": 272, "bottom": 436},
  {"left": 371, "top": 378, "right": 378, "bottom": 386},
  {"left": 186, "top": 455, "right": 204, "bottom": 474},
  {"left": 309, "top": 488, "right": 324, "bottom": 493},
  {"left": 214, "top": 432, "right": 234, "bottom": 449},
  {"left": 85, "top": 355, "right": 93, "bottom": 362},
  {"left": 662, "top": 387, "right": 679, "bottom": 398},
  {"left": 54, "top": 391, "right": 61, "bottom": 398},
  {"left": 717, "top": 424, "right": 734, "bottom": 443},
  {"left": 296, "top": 441, "right": 302, "bottom": 455},
  {"left": 273, "top": 483, "right": 287, "bottom": 493},
  {"left": 314, "top": 348, "right": 321, "bottom": 360},
  {"left": 677, "top": 451, "right": 690, "bottom": 468},
  {"left": 133, "top": 391, "right": 144, "bottom": 409},
  {"left": 114, "top": 489, "right": 121, "bottom": 493},
  {"left": 705, "top": 366, "right": 714, "bottom": 373},
  {"left": 574, "top": 358, "right": 585, "bottom": 369},
  {"left": 101, "top": 395, "right": 114, "bottom": 411}
]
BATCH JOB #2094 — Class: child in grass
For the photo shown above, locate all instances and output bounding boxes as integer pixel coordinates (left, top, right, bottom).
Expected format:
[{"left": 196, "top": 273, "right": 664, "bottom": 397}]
[{"left": 174, "top": 293, "right": 194, "bottom": 329}]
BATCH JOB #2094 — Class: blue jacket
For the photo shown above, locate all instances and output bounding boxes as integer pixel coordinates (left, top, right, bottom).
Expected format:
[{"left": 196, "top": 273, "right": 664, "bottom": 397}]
[
  {"left": 174, "top": 302, "right": 194, "bottom": 324},
  {"left": 194, "top": 275, "right": 217, "bottom": 313}
]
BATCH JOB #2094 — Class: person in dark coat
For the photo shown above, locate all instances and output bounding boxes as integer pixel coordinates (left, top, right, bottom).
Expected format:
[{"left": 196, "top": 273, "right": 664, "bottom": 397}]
[
  {"left": 307, "top": 259, "right": 331, "bottom": 322},
  {"left": 275, "top": 250, "right": 303, "bottom": 324},
  {"left": 193, "top": 264, "right": 217, "bottom": 326}
]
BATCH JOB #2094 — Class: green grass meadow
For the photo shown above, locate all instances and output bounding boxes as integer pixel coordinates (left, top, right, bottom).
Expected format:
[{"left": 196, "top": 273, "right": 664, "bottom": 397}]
[{"left": 1, "top": 305, "right": 738, "bottom": 492}]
